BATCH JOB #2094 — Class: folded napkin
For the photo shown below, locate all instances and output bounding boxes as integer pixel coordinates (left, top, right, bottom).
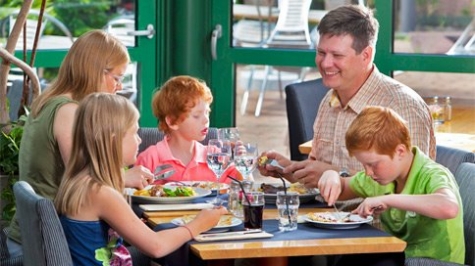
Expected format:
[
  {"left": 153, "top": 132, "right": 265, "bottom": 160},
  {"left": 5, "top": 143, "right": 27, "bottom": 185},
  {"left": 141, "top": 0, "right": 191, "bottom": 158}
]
[{"left": 140, "top": 203, "right": 213, "bottom": 211}]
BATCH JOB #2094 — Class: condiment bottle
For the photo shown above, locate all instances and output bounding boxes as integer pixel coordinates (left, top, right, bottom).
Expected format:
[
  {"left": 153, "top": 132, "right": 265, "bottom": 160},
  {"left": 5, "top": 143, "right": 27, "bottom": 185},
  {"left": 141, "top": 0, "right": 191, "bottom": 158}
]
[{"left": 444, "top": 96, "right": 452, "bottom": 121}]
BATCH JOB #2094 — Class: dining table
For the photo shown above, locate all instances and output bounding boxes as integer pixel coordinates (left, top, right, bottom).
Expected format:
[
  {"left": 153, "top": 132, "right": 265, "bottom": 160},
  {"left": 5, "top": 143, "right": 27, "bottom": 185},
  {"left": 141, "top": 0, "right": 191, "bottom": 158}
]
[{"left": 138, "top": 193, "right": 407, "bottom": 264}]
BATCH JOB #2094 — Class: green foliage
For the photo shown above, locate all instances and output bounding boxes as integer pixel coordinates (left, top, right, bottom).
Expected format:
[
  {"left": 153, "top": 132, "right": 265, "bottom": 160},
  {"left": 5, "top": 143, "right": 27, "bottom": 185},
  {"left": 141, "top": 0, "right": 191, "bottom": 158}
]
[
  {"left": 0, "top": 116, "right": 25, "bottom": 222},
  {"left": 51, "top": 0, "right": 116, "bottom": 36}
]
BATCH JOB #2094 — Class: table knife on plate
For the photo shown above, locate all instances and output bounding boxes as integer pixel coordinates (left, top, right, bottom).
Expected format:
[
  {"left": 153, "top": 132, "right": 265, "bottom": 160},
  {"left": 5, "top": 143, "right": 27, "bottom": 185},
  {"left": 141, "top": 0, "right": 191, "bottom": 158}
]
[{"left": 199, "top": 229, "right": 262, "bottom": 238}]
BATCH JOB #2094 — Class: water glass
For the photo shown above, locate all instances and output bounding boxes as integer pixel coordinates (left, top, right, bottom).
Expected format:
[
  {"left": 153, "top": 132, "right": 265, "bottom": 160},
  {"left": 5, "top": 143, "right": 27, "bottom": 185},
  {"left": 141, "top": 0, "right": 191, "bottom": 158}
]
[
  {"left": 206, "top": 139, "right": 232, "bottom": 205},
  {"left": 233, "top": 142, "right": 258, "bottom": 181},
  {"left": 218, "top": 127, "right": 240, "bottom": 142},
  {"left": 242, "top": 191, "right": 265, "bottom": 230},
  {"left": 228, "top": 180, "right": 253, "bottom": 218},
  {"left": 276, "top": 191, "right": 299, "bottom": 231}
]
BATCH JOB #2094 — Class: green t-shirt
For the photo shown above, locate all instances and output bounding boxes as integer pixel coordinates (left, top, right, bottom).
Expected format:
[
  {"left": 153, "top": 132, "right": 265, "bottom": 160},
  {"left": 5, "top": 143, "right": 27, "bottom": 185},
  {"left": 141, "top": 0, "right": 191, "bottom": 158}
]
[
  {"left": 8, "top": 96, "right": 77, "bottom": 244},
  {"left": 350, "top": 147, "right": 465, "bottom": 264}
]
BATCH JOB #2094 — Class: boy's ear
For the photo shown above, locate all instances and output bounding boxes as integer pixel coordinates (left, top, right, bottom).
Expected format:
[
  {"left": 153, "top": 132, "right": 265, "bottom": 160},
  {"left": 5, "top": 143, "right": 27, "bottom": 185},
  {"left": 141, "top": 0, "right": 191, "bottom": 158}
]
[
  {"left": 165, "top": 116, "right": 179, "bottom": 131},
  {"left": 395, "top": 144, "right": 408, "bottom": 159}
]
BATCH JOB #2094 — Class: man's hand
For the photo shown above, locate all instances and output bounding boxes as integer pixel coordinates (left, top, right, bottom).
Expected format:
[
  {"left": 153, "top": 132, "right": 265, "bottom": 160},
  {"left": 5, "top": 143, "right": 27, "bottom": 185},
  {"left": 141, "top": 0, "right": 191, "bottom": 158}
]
[
  {"left": 257, "top": 150, "right": 294, "bottom": 181},
  {"left": 286, "top": 160, "right": 336, "bottom": 188}
]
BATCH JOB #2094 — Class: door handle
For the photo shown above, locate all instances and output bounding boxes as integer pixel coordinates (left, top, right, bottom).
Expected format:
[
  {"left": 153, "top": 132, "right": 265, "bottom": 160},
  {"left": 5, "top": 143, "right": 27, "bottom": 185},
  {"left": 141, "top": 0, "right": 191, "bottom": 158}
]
[
  {"left": 127, "top": 24, "right": 155, "bottom": 39},
  {"left": 211, "top": 24, "right": 222, "bottom": 60}
]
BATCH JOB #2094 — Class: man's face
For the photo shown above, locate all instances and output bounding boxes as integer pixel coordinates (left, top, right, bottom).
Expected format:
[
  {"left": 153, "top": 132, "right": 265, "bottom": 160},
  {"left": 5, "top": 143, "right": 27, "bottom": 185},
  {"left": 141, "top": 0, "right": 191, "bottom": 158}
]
[{"left": 315, "top": 34, "right": 371, "bottom": 92}]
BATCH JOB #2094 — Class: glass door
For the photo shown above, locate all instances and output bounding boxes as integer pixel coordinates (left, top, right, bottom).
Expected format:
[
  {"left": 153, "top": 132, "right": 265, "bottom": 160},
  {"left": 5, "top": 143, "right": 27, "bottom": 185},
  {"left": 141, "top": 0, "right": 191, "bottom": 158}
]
[
  {"left": 210, "top": 0, "right": 316, "bottom": 127},
  {"left": 4, "top": 0, "right": 158, "bottom": 126}
]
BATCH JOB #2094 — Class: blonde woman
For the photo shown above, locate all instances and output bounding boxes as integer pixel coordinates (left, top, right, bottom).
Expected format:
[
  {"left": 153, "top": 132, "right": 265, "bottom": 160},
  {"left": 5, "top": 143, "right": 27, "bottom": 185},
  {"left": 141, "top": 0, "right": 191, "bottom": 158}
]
[
  {"left": 7, "top": 30, "right": 153, "bottom": 257},
  {"left": 55, "top": 93, "right": 227, "bottom": 265}
]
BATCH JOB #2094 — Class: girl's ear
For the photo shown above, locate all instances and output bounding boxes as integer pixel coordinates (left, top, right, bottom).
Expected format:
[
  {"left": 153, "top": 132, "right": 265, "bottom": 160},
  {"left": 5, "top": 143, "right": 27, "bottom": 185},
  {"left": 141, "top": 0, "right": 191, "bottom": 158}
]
[{"left": 165, "top": 116, "right": 179, "bottom": 131}]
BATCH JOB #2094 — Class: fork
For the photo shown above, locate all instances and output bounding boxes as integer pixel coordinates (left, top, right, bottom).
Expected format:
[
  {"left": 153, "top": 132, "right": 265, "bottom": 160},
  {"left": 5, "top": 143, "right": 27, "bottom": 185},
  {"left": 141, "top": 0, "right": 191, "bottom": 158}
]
[{"left": 332, "top": 204, "right": 350, "bottom": 222}]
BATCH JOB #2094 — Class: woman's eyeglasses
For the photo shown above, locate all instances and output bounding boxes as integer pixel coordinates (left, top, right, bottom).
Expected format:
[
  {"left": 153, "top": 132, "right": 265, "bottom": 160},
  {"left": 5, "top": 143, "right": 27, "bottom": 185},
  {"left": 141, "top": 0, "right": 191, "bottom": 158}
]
[{"left": 105, "top": 71, "right": 125, "bottom": 86}]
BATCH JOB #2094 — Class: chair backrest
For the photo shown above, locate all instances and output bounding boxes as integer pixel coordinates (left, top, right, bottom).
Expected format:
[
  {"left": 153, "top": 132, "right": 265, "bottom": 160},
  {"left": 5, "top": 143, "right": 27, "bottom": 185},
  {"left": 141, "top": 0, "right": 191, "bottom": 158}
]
[
  {"left": 435, "top": 145, "right": 475, "bottom": 175},
  {"left": 265, "top": 0, "right": 313, "bottom": 48},
  {"left": 446, "top": 18, "right": 475, "bottom": 55},
  {"left": 285, "top": 78, "right": 329, "bottom": 161},
  {"left": 138, "top": 127, "right": 219, "bottom": 153},
  {"left": 104, "top": 15, "right": 135, "bottom": 47},
  {"left": 13, "top": 181, "right": 73, "bottom": 266},
  {"left": 454, "top": 162, "right": 475, "bottom": 266},
  {"left": 233, "top": 1, "right": 275, "bottom": 47},
  {"left": 4, "top": 9, "right": 73, "bottom": 50},
  {"left": 0, "top": 228, "right": 23, "bottom": 266}
]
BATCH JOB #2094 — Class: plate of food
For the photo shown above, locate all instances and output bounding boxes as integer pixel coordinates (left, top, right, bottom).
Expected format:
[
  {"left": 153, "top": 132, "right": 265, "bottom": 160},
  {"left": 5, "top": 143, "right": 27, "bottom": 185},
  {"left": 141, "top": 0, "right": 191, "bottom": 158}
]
[
  {"left": 130, "top": 185, "right": 211, "bottom": 204},
  {"left": 257, "top": 182, "right": 319, "bottom": 204},
  {"left": 171, "top": 215, "right": 242, "bottom": 233},
  {"left": 305, "top": 212, "right": 373, "bottom": 229},
  {"left": 164, "top": 181, "right": 230, "bottom": 195}
]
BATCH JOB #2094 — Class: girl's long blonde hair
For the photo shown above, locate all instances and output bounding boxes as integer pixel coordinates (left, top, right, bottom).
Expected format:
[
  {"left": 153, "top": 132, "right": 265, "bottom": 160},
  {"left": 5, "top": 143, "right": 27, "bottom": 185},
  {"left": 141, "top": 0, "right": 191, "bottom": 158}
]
[
  {"left": 55, "top": 93, "right": 139, "bottom": 215},
  {"left": 31, "top": 30, "right": 129, "bottom": 117}
]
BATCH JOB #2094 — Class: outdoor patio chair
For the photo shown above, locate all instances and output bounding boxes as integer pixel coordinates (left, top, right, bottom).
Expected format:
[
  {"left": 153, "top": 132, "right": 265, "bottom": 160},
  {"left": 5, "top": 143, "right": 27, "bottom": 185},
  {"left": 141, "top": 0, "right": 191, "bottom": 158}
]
[{"left": 240, "top": 0, "right": 314, "bottom": 117}]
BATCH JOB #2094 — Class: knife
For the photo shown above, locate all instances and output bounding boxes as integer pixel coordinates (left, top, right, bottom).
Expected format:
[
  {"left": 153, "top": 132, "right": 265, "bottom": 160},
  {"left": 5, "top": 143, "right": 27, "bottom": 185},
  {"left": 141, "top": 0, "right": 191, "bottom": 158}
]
[{"left": 199, "top": 229, "right": 262, "bottom": 238}]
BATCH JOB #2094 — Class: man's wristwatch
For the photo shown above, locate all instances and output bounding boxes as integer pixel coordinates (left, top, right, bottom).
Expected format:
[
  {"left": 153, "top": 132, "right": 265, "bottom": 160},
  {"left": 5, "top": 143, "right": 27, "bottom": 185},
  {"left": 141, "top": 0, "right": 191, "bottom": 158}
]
[{"left": 339, "top": 167, "right": 350, "bottom": 177}]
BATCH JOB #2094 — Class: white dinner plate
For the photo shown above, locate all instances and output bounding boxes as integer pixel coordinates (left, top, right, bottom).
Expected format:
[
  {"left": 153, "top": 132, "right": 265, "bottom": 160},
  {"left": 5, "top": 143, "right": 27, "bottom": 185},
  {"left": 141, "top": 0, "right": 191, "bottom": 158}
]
[
  {"left": 171, "top": 215, "right": 242, "bottom": 233},
  {"left": 164, "top": 181, "right": 230, "bottom": 193},
  {"left": 256, "top": 183, "right": 320, "bottom": 204},
  {"left": 128, "top": 185, "right": 211, "bottom": 204},
  {"left": 305, "top": 212, "right": 373, "bottom": 230}
]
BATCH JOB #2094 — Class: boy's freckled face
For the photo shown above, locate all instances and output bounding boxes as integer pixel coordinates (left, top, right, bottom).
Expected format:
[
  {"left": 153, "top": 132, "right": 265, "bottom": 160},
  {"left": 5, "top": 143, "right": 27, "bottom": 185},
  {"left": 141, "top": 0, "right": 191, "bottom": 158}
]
[
  {"left": 176, "top": 99, "right": 210, "bottom": 141},
  {"left": 353, "top": 150, "right": 399, "bottom": 185}
]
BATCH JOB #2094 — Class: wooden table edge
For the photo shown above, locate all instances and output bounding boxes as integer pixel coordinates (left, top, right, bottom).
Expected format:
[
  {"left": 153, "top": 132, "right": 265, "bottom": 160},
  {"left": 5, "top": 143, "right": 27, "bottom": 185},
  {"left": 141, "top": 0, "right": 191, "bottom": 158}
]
[{"left": 190, "top": 236, "right": 407, "bottom": 260}]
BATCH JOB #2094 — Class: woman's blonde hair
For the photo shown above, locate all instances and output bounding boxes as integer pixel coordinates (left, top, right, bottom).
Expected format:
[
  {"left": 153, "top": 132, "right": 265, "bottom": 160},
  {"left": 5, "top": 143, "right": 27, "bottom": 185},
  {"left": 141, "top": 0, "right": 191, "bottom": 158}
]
[
  {"left": 31, "top": 30, "right": 130, "bottom": 117},
  {"left": 152, "top": 75, "right": 213, "bottom": 134},
  {"left": 55, "top": 93, "right": 139, "bottom": 215},
  {"left": 346, "top": 106, "right": 411, "bottom": 159}
]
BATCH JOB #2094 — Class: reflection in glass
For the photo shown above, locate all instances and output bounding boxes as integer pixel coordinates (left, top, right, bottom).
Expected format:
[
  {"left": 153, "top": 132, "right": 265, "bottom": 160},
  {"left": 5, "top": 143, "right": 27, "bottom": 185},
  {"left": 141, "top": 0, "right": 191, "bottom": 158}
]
[{"left": 394, "top": 0, "right": 474, "bottom": 55}]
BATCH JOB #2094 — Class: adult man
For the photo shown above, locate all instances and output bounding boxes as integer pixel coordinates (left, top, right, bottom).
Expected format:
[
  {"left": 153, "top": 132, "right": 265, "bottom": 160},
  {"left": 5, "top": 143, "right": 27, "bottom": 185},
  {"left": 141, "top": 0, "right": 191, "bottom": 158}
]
[{"left": 259, "top": 4, "right": 435, "bottom": 190}]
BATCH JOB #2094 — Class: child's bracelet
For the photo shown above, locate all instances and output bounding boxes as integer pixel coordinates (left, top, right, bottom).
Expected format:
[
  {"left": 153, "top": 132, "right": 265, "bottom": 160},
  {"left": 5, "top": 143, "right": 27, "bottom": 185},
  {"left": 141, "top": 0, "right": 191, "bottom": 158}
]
[{"left": 182, "top": 225, "right": 194, "bottom": 239}]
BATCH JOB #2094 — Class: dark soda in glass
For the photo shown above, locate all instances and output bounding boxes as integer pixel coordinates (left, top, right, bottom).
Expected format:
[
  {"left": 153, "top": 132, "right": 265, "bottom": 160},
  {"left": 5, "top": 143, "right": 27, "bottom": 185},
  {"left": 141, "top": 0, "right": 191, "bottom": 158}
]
[{"left": 243, "top": 204, "right": 264, "bottom": 229}]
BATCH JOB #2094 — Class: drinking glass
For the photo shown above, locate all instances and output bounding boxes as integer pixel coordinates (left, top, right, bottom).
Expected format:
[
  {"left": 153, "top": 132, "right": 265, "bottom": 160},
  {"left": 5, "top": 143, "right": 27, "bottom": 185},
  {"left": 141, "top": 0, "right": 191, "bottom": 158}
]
[
  {"left": 233, "top": 142, "right": 258, "bottom": 181},
  {"left": 242, "top": 191, "right": 265, "bottom": 230},
  {"left": 206, "top": 139, "right": 232, "bottom": 205},
  {"left": 218, "top": 127, "right": 240, "bottom": 143},
  {"left": 218, "top": 127, "right": 240, "bottom": 157},
  {"left": 276, "top": 191, "right": 300, "bottom": 231}
]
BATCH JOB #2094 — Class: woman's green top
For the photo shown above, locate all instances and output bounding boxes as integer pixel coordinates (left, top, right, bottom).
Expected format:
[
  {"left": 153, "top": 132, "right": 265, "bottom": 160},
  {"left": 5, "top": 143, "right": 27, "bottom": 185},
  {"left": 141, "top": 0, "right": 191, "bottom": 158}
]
[{"left": 8, "top": 96, "right": 77, "bottom": 244}]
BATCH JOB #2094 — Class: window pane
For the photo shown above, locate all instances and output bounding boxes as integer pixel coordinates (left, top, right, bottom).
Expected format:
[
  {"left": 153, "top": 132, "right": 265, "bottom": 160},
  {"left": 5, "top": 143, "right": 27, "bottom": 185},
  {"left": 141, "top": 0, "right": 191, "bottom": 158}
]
[{"left": 394, "top": 0, "right": 474, "bottom": 55}]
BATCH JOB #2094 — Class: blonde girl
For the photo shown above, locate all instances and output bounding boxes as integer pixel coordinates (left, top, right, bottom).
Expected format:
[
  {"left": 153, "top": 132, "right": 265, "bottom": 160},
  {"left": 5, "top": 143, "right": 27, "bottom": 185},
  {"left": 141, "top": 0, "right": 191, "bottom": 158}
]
[{"left": 55, "top": 93, "right": 226, "bottom": 265}]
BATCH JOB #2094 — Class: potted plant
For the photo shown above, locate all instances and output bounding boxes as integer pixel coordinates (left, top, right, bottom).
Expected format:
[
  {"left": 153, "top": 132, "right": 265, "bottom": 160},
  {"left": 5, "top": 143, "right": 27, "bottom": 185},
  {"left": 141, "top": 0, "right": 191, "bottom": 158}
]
[
  {"left": 0, "top": 116, "right": 25, "bottom": 227},
  {"left": 0, "top": 0, "right": 43, "bottom": 228}
]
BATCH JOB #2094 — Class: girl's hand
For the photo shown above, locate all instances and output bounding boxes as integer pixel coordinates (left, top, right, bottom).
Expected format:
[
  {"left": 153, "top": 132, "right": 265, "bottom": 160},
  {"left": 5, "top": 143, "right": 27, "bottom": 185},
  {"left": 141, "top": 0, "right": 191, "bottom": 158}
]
[
  {"left": 124, "top": 165, "right": 154, "bottom": 189},
  {"left": 192, "top": 206, "right": 228, "bottom": 233}
]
